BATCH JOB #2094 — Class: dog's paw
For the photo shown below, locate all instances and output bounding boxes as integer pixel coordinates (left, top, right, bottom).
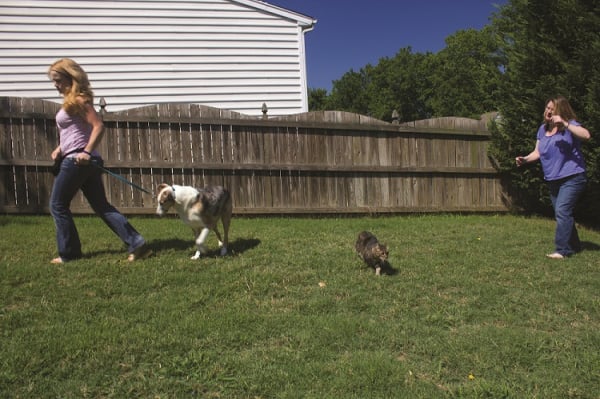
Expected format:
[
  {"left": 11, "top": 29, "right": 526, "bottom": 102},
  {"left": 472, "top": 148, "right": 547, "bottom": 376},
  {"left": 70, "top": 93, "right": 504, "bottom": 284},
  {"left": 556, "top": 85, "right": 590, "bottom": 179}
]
[
  {"left": 219, "top": 247, "right": 228, "bottom": 256},
  {"left": 191, "top": 251, "right": 202, "bottom": 260}
]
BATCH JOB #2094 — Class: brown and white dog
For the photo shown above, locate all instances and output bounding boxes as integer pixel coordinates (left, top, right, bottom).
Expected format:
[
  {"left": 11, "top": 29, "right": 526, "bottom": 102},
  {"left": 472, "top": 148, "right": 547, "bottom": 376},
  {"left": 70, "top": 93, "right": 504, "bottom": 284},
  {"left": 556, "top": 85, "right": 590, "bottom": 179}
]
[{"left": 156, "top": 184, "right": 232, "bottom": 259}]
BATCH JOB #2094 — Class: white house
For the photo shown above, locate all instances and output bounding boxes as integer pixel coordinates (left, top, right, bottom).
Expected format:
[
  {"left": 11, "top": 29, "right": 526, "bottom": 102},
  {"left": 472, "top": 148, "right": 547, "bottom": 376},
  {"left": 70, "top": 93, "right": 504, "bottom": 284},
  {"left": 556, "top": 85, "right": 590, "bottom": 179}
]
[{"left": 0, "top": 0, "right": 316, "bottom": 116}]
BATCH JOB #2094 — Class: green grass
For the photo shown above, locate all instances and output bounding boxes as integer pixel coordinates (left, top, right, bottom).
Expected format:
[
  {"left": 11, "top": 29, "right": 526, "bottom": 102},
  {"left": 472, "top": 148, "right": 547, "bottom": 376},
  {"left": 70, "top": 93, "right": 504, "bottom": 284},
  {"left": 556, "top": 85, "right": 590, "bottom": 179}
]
[{"left": 1, "top": 214, "right": 599, "bottom": 398}]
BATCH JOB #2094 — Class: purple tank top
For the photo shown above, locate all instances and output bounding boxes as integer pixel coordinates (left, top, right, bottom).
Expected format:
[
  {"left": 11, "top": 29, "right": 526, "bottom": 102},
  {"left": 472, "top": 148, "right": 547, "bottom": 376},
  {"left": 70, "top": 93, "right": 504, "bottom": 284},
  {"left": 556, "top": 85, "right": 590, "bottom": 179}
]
[{"left": 56, "top": 108, "right": 100, "bottom": 157}]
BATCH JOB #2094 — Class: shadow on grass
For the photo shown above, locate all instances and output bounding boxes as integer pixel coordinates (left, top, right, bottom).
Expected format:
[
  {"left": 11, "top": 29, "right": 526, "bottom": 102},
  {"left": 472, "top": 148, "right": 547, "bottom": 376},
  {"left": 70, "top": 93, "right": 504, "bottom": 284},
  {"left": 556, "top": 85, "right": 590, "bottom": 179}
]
[
  {"left": 147, "top": 237, "right": 261, "bottom": 258},
  {"left": 380, "top": 262, "right": 399, "bottom": 276},
  {"left": 357, "top": 261, "right": 399, "bottom": 276},
  {"left": 81, "top": 238, "right": 261, "bottom": 259},
  {"left": 581, "top": 241, "right": 600, "bottom": 252}
]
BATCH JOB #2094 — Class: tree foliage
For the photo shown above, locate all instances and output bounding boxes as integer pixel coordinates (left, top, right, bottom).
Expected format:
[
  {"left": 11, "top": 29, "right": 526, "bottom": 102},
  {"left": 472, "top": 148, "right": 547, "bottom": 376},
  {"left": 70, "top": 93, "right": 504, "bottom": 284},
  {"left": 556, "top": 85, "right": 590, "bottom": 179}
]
[
  {"left": 366, "top": 48, "right": 434, "bottom": 122},
  {"left": 325, "top": 68, "right": 371, "bottom": 115},
  {"left": 309, "top": 29, "right": 503, "bottom": 123},
  {"left": 307, "top": 88, "right": 328, "bottom": 112},
  {"left": 428, "top": 27, "right": 503, "bottom": 118}
]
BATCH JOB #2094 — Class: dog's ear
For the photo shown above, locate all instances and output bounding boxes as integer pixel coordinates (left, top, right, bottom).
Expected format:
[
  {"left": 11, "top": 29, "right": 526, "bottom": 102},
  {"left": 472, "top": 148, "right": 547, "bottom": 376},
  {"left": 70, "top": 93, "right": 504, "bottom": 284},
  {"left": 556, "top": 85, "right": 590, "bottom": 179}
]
[{"left": 157, "top": 183, "right": 169, "bottom": 195}]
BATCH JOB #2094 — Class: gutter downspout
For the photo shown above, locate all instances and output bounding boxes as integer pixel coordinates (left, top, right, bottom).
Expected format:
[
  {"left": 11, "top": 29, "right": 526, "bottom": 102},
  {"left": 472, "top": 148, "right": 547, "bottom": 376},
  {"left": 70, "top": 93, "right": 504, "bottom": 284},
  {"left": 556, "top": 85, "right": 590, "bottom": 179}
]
[{"left": 299, "top": 21, "right": 316, "bottom": 112}]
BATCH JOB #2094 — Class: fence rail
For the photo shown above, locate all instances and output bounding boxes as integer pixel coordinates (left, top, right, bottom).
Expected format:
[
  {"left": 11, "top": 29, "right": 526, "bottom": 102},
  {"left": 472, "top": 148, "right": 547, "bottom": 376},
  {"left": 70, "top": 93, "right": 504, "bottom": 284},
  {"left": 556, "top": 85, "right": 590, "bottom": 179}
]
[{"left": 0, "top": 97, "right": 508, "bottom": 215}]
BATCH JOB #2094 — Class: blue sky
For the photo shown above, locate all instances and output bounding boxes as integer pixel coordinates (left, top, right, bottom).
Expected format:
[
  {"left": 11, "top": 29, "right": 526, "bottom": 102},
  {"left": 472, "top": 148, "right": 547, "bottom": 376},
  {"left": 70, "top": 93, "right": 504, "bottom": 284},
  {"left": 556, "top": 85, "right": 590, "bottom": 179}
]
[{"left": 266, "top": 1, "right": 507, "bottom": 91}]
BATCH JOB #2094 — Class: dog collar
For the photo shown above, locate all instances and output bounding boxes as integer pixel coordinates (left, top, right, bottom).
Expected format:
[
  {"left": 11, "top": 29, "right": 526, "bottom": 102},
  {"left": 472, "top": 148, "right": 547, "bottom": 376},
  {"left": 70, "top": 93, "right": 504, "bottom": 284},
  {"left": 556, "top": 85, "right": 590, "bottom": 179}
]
[{"left": 171, "top": 185, "right": 176, "bottom": 200}]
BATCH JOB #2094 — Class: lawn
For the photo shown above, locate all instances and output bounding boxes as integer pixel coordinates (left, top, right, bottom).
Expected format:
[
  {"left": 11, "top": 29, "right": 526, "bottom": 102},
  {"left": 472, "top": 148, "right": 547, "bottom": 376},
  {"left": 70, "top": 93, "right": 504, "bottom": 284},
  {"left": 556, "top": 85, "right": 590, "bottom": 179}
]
[{"left": 1, "top": 214, "right": 599, "bottom": 398}]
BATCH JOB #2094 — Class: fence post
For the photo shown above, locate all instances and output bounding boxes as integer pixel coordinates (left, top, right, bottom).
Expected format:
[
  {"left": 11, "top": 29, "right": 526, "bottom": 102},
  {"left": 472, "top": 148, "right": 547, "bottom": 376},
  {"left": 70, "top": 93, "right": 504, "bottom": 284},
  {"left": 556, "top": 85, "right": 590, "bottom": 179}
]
[
  {"left": 99, "top": 97, "right": 107, "bottom": 116},
  {"left": 392, "top": 109, "right": 399, "bottom": 124},
  {"left": 262, "top": 102, "right": 268, "bottom": 119},
  {"left": 97, "top": 97, "right": 109, "bottom": 159}
]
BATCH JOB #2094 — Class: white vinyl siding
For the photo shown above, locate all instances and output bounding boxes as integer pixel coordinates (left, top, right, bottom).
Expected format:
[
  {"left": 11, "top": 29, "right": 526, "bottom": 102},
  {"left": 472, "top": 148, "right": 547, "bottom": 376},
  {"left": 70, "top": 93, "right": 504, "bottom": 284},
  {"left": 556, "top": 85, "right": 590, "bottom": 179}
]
[{"left": 0, "top": 0, "right": 315, "bottom": 116}]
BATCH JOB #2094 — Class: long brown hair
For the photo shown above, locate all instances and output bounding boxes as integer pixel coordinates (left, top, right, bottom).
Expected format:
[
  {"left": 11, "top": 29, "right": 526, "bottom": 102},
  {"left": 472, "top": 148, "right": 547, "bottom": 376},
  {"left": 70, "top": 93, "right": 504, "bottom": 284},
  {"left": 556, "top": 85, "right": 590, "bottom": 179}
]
[
  {"left": 553, "top": 95, "right": 577, "bottom": 122},
  {"left": 48, "top": 58, "right": 94, "bottom": 117}
]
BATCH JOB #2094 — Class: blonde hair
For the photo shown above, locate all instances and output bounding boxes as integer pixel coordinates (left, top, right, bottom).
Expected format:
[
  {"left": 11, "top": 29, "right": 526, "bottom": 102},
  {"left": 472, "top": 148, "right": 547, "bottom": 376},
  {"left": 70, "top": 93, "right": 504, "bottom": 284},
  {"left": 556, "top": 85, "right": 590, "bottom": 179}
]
[{"left": 48, "top": 58, "right": 94, "bottom": 117}]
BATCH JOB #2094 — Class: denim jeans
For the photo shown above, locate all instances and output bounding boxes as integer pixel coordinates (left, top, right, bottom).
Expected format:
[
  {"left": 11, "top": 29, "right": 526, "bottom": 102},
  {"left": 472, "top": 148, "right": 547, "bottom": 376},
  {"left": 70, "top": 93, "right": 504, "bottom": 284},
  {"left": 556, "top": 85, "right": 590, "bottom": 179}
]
[
  {"left": 50, "top": 157, "right": 145, "bottom": 261},
  {"left": 548, "top": 173, "right": 587, "bottom": 257}
]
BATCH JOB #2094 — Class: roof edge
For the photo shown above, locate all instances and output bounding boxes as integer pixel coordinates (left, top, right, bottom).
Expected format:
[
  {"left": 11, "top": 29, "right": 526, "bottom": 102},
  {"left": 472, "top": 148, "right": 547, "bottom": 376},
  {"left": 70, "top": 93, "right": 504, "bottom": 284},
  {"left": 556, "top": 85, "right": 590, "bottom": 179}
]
[{"left": 232, "top": 0, "right": 316, "bottom": 27}]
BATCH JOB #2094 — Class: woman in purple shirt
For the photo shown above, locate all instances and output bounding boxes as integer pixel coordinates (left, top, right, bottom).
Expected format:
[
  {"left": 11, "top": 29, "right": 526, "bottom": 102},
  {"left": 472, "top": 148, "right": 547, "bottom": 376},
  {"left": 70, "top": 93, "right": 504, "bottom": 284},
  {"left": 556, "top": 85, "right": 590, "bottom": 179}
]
[
  {"left": 48, "top": 58, "right": 151, "bottom": 263},
  {"left": 516, "top": 96, "right": 591, "bottom": 259}
]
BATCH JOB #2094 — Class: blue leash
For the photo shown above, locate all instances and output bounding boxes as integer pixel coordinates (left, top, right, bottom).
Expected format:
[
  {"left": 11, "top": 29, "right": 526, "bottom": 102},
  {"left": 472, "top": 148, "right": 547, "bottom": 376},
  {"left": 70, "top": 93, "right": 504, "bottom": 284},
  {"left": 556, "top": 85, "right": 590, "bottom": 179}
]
[{"left": 91, "top": 160, "right": 152, "bottom": 195}]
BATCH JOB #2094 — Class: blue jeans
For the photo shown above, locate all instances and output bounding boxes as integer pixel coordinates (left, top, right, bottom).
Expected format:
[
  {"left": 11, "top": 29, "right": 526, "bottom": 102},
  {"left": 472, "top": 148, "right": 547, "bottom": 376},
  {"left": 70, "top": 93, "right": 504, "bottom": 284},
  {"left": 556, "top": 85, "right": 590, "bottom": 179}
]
[
  {"left": 50, "top": 157, "right": 145, "bottom": 261},
  {"left": 548, "top": 173, "right": 587, "bottom": 257}
]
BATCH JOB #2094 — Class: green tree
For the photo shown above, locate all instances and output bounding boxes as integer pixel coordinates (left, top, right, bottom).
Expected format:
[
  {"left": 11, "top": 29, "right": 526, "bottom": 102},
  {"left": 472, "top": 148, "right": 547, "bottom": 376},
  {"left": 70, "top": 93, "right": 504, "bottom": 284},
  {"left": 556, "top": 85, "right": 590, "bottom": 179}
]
[
  {"left": 308, "top": 87, "right": 329, "bottom": 111},
  {"left": 327, "top": 68, "right": 371, "bottom": 115},
  {"left": 327, "top": 48, "right": 435, "bottom": 122},
  {"left": 367, "top": 48, "right": 435, "bottom": 122},
  {"left": 427, "top": 27, "right": 503, "bottom": 118},
  {"left": 326, "top": 38, "right": 502, "bottom": 123}
]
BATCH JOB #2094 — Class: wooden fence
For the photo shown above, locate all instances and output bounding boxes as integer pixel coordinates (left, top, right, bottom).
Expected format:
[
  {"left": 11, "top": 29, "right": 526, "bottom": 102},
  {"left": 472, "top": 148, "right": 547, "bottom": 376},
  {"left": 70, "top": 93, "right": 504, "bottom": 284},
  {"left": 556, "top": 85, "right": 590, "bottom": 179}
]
[{"left": 0, "top": 96, "right": 508, "bottom": 215}]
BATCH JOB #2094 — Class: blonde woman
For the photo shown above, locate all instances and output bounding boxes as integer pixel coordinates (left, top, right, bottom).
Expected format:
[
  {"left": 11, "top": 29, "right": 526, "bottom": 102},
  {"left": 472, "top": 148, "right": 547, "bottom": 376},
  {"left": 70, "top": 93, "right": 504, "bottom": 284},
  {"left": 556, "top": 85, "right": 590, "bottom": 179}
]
[
  {"left": 516, "top": 96, "right": 591, "bottom": 259},
  {"left": 48, "top": 58, "right": 151, "bottom": 263}
]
